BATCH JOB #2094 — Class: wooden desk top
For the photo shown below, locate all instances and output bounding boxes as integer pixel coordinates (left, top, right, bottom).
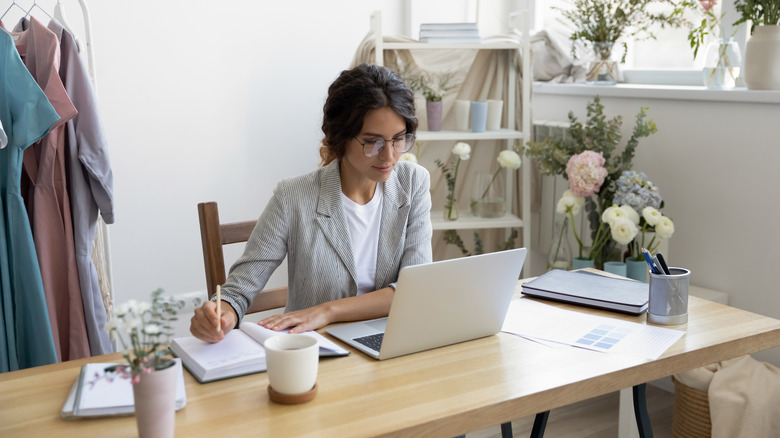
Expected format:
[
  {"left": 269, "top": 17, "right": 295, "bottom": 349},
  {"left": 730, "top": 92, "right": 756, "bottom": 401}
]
[{"left": 2, "top": 283, "right": 780, "bottom": 438}]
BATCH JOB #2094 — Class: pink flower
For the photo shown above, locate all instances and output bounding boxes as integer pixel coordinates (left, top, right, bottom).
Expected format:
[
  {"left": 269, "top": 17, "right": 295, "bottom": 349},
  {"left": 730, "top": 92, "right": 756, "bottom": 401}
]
[
  {"left": 699, "top": 0, "right": 717, "bottom": 11},
  {"left": 565, "top": 151, "right": 608, "bottom": 197}
]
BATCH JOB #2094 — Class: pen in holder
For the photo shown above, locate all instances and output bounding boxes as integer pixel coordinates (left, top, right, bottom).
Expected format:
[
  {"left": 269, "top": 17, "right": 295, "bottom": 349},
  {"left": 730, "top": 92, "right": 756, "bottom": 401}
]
[{"left": 647, "top": 267, "right": 690, "bottom": 325}]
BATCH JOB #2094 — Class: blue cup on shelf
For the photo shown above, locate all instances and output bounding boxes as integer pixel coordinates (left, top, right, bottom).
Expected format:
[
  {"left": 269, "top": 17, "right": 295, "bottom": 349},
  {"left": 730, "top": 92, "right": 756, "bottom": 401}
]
[{"left": 471, "top": 101, "right": 488, "bottom": 133}]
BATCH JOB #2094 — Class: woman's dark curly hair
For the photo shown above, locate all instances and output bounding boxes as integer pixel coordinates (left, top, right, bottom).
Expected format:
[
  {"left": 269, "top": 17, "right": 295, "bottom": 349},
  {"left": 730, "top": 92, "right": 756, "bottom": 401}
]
[{"left": 319, "top": 63, "right": 417, "bottom": 166}]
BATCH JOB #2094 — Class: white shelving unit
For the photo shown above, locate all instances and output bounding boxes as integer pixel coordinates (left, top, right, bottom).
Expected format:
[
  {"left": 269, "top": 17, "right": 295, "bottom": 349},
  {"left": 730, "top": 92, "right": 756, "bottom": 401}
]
[{"left": 371, "top": 11, "right": 533, "bottom": 250}]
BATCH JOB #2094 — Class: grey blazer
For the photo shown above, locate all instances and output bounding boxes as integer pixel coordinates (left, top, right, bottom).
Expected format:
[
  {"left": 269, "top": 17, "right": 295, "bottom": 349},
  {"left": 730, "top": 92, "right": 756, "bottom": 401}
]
[{"left": 219, "top": 160, "right": 433, "bottom": 322}]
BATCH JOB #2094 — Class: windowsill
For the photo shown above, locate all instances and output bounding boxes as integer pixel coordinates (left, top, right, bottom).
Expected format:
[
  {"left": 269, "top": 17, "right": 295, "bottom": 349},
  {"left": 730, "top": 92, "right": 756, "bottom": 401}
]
[{"left": 534, "top": 82, "right": 780, "bottom": 104}]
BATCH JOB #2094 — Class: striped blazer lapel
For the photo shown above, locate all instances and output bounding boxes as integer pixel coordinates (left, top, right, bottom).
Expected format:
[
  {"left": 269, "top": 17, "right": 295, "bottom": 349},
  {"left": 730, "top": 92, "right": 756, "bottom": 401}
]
[
  {"left": 376, "top": 169, "right": 411, "bottom": 289},
  {"left": 315, "top": 161, "right": 358, "bottom": 289}
]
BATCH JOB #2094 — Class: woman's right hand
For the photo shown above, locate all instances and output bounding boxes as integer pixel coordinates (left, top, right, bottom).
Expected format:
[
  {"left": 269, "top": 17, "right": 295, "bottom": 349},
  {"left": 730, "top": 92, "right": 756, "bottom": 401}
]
[{"left": 190, "top": 300, "right": 237, "bottom": 343}]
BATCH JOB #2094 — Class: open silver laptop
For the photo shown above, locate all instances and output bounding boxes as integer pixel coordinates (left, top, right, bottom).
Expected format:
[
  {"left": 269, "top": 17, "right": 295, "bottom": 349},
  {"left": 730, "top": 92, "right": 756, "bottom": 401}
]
[{"left": 325, "top": 248, "right": 527, "bottom": 360}]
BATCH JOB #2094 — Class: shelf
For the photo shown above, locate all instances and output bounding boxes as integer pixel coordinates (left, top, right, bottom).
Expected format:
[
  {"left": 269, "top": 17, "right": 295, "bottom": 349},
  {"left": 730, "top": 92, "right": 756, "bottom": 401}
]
[
  {"left": 383, "top": 42, "right": 522, "bottom": 51},
  {"left": 415, "top": 129, "right": 524, "bottom": 142},
  {"left": 431, "top": 211, "right": 524, "bottom": 231}
]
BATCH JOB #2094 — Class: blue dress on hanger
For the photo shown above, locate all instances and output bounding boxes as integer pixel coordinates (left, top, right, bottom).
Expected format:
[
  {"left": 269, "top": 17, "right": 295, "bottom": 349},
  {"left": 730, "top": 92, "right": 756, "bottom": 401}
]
[{"left": 0, "top": 29, "right": 59, "bottom": 372}]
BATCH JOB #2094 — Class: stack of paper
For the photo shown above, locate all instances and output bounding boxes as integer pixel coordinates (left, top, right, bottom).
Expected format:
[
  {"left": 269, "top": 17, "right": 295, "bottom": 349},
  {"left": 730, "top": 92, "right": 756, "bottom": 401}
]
[{"left": 419, "top": 23, "right": 481, "bottom": 43}]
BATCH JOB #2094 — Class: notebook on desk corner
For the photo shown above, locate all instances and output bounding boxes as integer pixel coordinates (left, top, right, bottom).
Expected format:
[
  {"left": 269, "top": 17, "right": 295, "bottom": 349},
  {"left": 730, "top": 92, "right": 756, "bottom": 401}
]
[
  {"left": 520, "top": 269, "right": 649, "bottom": 314},
  {"left": 326, "top": 248, "right": 527, "bottom": 360}
]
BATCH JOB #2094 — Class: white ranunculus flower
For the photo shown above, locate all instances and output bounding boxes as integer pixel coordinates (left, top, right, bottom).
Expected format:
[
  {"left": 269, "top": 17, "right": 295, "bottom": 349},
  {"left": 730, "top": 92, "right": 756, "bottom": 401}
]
[
  {"left": 556, "top": 189, "right": 585, "bottom": 216},
  {"left": 125, "top": 317, "right": 141, "bottom": 330},
  {"left": 452, "top": 142, "right": 471, "bottom": 160},
  {"left": 143, "top": 324, "right": 161, "bottom": 335},
  {"left": 601, "top": 205, "right": 625, "bottom": 225},
  {"left": 642, "top": 206, "right": 662, "bottom": 226},
  {"left": 497, "top": 150, "right": 522, "bottom": 169},
  {"left": 619, "top": 204, "right": 640, "bottom": 225},
  {"left": 399, "top": 152, "right": 418, "bottom": 164},
  {"left": 610, "top": 217, "right": 639, "bottom": 245},
  {"left": 655, "top": 216, "right": 675, "bottom": 239}
]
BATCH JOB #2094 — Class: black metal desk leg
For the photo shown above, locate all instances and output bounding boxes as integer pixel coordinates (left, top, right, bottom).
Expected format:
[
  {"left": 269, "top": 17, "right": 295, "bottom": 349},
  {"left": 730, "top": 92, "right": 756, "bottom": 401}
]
[
  {"left": 530, "top": 411, "right": 550, "bottom": 438},
  {"left": 500, "top": 421, "right": 513, "bottom": 438},
  {"left": 632, "top": 383, "right": 654, "bottom": 438}
]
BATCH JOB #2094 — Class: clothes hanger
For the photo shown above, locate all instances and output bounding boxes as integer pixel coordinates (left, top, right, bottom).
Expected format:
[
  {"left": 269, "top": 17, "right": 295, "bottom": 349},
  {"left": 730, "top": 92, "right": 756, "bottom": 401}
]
[
  {"left": 25, "top": 1, "right": 55, "bottom": 21},
  {"left": 1, "top": 1, "right": 28, "bottom": 22}
]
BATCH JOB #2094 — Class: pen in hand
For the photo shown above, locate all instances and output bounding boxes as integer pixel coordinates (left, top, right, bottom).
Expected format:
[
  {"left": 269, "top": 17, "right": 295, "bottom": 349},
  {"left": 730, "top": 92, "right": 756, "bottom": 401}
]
[{"left": 216, "top": 285, "right": 222, "bottom": 333}]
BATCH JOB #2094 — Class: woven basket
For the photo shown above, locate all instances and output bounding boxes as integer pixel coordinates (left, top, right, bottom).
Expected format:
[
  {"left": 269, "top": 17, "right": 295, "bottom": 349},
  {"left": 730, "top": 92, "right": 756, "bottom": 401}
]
[{"left": 672, "top": 376, "right": 712, "bottom": 438}]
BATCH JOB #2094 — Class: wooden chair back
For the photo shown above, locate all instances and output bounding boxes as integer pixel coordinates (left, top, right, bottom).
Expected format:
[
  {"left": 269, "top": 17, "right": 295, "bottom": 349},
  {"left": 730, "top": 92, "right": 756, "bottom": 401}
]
[{"left": 197, "top": 202, "right": 287, "bottom": 314}]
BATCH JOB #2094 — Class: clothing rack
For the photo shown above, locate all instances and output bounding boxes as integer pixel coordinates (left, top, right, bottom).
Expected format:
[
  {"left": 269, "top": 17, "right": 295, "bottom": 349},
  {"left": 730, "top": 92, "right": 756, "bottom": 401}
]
[{"left": 2, "top": 0, "right": 115, "bottom": 359}]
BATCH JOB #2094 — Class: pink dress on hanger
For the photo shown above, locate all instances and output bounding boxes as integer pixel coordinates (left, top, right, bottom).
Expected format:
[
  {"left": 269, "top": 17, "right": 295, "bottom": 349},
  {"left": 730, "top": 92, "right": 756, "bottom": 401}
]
[{"left": 7, "top": 17, "right": 90, "bottom": 362}]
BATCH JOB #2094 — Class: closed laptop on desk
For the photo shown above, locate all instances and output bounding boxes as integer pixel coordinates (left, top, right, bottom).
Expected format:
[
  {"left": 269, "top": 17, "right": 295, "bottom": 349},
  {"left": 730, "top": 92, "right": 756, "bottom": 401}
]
[{"left": 326, "top": 248, "right": 527, "bottom": 360}]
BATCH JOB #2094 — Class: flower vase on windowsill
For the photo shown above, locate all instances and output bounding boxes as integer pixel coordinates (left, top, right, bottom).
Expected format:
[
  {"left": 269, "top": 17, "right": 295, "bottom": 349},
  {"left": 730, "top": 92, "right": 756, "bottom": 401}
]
[
  {"left": 703, "top": 38, "right": 742, "bottom": 89},
  {"left": 586, "top": 42, "right": 619, "bottom": 85}
]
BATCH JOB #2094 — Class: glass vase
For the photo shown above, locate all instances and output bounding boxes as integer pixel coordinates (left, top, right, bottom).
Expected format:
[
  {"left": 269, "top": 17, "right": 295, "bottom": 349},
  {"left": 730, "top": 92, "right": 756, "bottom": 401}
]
[
  {"left": 443, "top": 201, "right": 458, "bottom": 221},
  {"left": 470, "top": 172, "right": 506, "bottom": 218},
  {"left": 703, "top": 38, "right": 742, "bottom": 89},
  {"left": 547, "top": 218, "right": 572, "bottom": 271},
  {"left": 586, "top": 42, "right": 619, "bottom": 85}
]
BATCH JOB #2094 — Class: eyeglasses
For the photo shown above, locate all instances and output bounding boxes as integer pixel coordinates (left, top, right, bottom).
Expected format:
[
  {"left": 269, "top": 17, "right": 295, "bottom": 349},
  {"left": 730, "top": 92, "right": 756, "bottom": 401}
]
[{"left": 354, "top": 133, "right": 415, "bottom": 158}]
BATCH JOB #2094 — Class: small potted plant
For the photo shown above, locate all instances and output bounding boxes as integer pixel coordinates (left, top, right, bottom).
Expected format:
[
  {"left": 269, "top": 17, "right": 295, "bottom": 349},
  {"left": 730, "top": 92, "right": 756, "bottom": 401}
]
[
  {"left": 405, "top": 70, "right": 456, "bottom": 131},
  {"left": 104, "top": 289, "right": 182, "bottom": 438},
  {"left": 735, "top": 0, "right": 780, "bottom": 89},
  {"left": 556, "top": 0, "right": 690, "bottom": 84}
]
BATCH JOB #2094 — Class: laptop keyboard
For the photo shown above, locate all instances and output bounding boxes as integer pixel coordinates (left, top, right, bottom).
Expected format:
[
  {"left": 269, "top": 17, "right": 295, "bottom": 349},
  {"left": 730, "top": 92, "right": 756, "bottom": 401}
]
[{"left": 354, "top": 333, "right": 384, "bottom": 352}]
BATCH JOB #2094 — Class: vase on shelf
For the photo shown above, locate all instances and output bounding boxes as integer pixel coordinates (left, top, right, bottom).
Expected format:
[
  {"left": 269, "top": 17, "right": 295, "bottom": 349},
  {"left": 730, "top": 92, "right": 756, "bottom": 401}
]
[
  {"left": 426, "top": 101, "right": 443, "bottom": 131},
  {"left": 547, "top": 218, "right": 573, "bottom": 271},
  {"left": 702, "top": 38, "right": 742, "bottom": 89},
  {"left": 626, "top": 258, "right": 648, "bottom": 282},
  {"left": 132, "top": 363, "right": 178, "bottom": 438},
  {"left": 586, "top": 42, "right": 619, "bottom": 85},
  {"left": 470, "top": 172, "right": 506, "bottom": 218},
  {"left": 572, "top": 257, "right": 594, "bottom": 270},
  {"left": 744, "top": 25, "right": 780, "bottom": 90},
  {"left": 443, "top": 202, "right": 459, "bottom": 221}
]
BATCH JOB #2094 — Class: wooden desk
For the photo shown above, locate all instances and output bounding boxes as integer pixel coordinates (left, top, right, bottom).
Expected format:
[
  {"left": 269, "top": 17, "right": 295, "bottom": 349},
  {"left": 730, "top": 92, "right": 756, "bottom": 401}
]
[{"left": 2, "top": 284, "right": 780, "bottom": 438}]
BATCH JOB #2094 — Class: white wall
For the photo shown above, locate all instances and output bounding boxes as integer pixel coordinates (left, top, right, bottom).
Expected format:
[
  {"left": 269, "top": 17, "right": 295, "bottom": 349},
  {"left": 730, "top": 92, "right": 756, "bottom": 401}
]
[
  {"left": 534, "top": 91, "right": 780, "bottom": 366},
  {"left": 76, "top": 1, "right": 403, "bottom": 304}
]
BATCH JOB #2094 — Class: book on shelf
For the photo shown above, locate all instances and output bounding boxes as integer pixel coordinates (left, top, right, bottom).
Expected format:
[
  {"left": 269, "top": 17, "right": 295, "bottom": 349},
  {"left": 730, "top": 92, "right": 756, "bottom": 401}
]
[
  {"left": 170, "top": 322, "right": 349, "bottom": 383},
  {"left": 61, "top": 359, "right": 187, "bottom": 419},
  {"left": 521, "top": 269, "right": 649, "bottom": 315},
  {"left": 419, "top": 36, "right": 482, "bottom": 43},
  {"left": 419, "top": 29, "right": 480, "bottom": 38},
  {"left": 419, "top": 22, "right": 478, "bottom": 31}
]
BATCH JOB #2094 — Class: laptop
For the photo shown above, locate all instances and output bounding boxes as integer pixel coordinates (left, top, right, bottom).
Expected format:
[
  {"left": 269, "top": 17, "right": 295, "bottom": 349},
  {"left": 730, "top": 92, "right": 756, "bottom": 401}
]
[{"left": 325, "top": 248, "right": 527, "bottom": 360}]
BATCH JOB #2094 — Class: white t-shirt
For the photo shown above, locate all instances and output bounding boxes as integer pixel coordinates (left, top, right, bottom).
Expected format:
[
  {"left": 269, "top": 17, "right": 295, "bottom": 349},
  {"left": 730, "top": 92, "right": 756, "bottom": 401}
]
[
  {"left": 0, "top": 119, "right": 7, "bottom": 149},
  {"left": 340, "top": 183, "right": 384, "bottom": 295}
]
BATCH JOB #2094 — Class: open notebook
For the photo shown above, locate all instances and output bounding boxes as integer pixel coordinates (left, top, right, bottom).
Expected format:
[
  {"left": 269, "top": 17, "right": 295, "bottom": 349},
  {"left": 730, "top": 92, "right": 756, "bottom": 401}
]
[{"left": 170, "top": 322, "right": 349, "bottom": 383}]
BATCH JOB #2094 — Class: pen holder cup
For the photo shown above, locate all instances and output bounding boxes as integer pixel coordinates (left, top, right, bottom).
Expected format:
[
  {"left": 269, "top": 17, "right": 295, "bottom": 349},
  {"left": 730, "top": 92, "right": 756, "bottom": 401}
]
[{"left": 647, "top": 267, "right": 690, "bottom": 325}]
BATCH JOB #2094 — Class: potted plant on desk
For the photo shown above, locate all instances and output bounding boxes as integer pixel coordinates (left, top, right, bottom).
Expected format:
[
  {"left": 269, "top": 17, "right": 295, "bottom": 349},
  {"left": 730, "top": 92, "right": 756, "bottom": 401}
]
[
  {"left": 556, "top": 0, "right": 690, "bottom": 84},
  {"left": 104, "top": 289, "right": 182, "bottom": 438}
]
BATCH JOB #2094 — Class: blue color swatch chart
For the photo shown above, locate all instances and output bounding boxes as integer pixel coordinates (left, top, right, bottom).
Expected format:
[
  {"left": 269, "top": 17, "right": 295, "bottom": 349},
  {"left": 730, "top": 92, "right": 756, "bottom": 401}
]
[{"left": 575, "top": 324, "right": 633, "bottom": 352}]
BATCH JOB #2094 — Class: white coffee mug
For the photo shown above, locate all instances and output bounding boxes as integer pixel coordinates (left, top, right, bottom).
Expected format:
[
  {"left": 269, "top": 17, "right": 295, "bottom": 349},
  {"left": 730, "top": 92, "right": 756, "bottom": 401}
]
[{"left": 265, "top": 334, "right": 319, "bottom": 395}]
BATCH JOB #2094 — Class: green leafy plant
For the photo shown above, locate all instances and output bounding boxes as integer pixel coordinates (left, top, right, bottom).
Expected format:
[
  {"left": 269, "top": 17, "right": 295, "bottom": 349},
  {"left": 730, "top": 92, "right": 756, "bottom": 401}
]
[
  {"left": 405, "top": 70, "right": 457, "bottom": 102},
  {"left": 734, "top": 0, "right": 780, "bottom": 32},
  {"left": 104, "top": 289, "right": 183, "bottom": 378},
  {"left": 557, "top": 0, "right": 690, "bottom": 61}
]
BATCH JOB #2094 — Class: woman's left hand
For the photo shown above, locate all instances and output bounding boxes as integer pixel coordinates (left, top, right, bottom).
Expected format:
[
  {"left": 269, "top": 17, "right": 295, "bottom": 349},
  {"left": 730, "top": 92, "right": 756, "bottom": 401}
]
[{"left": 258, "top": 304, "right": 331, "bottom": 334}]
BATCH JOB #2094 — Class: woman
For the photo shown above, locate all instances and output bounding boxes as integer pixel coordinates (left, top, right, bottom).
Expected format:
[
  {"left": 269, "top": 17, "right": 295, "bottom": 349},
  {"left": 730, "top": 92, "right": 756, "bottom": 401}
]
[{"left": 190, "top": 63, "right": 432, "bottom": 343}]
